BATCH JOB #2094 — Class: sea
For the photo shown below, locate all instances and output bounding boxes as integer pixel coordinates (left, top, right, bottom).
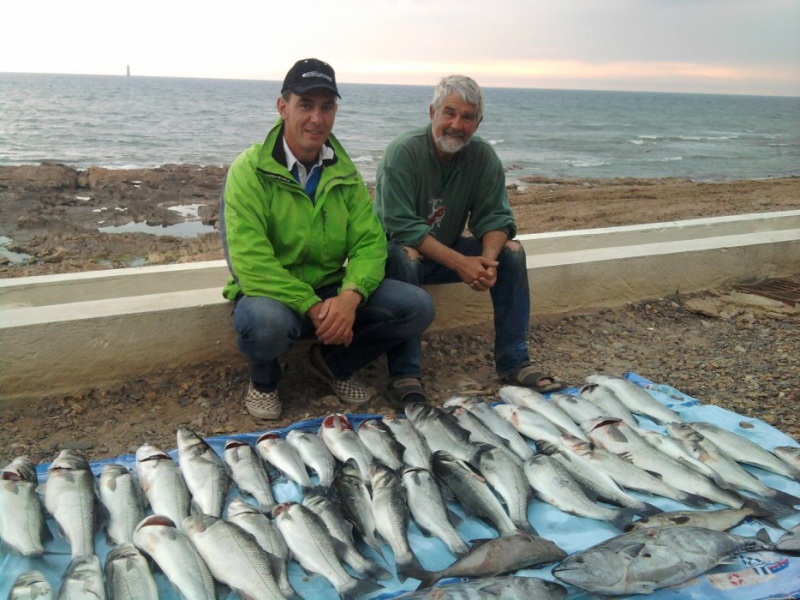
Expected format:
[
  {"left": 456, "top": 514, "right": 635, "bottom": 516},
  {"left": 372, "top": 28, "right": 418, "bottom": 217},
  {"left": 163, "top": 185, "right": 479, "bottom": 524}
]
[{"left": 1, "top": 72, "right": 799, "bottom": 185}]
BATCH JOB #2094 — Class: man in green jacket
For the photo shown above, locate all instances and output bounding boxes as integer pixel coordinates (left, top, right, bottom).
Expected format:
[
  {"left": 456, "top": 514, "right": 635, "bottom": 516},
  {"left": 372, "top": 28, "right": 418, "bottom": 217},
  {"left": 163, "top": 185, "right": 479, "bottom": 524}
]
[
  {"left": 374, "top": 74, "right": 564, "bottom": 398},
  {"left": 220, "top": 58, "right": 435, "bottom": 419}
]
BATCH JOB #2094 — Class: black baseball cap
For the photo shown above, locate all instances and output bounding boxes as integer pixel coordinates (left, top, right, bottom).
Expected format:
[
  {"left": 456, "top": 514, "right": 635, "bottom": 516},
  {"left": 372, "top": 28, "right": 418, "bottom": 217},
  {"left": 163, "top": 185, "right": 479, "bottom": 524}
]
[{"left": 281, "top": 58, "right": 340, "bottom": 98}]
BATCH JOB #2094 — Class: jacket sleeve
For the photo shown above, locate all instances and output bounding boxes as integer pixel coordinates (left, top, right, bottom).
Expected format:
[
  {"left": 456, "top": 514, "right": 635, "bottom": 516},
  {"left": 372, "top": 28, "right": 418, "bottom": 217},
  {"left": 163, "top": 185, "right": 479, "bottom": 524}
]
[
  {"left": 340, "top": 179, "right": 387, "bottom": 301},
  {"left": 221, "top": 159, "right": 320, "bottom": 315}
]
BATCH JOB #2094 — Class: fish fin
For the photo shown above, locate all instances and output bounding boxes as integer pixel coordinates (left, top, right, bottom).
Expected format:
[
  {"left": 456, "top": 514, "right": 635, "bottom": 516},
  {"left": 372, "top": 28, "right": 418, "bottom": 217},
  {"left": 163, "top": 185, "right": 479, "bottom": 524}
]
[
  {"left": 610, "top": 509, "right": 640, "bottom": 531},
  {"left": 519, "top": 521, "right": 540, "bottom": 536},
  {"left": 341, "top": 579, "right": 385, "bottom": 600},
  {"left": 770, "top": 489, "right": 800, "bottom": 509},
  {"left": 619, "top": 452, "right": 637, "bottom": 464},
  {"left": 446, "top": 507, "right": 463, "bottom": 527},
  {"left": 397, "top": 554, "right": 429, "bottom": 584},
  {"left": 755, "top": 528, "right": 773, "bottom": 546},
  {"left": 636, "top": 503, "right": 664, "bottom": 518}
]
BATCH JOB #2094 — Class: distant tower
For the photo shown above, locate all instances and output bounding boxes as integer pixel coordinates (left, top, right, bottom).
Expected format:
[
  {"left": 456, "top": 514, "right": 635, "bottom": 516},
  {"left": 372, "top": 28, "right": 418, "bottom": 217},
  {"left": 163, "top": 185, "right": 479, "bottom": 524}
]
[{"left": 126, "top": 65, "right": 130, "bottom": 77}]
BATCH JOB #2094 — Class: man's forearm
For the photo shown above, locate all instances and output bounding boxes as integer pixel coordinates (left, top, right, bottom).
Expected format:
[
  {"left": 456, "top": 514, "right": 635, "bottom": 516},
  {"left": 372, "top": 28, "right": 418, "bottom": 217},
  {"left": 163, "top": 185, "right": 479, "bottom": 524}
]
[
  {"left": 481, "top": 230, "right": 508, "bottom": 261},
  {"left": 416, "top": 235, "right": 467, "bottom": 271}
]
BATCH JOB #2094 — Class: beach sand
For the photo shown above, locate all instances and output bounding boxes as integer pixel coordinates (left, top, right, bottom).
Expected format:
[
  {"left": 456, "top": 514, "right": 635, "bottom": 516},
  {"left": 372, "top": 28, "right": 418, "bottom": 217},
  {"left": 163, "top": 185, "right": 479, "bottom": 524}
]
[{"left": 0, "top": 165, "right": 798, "bottom": 464}]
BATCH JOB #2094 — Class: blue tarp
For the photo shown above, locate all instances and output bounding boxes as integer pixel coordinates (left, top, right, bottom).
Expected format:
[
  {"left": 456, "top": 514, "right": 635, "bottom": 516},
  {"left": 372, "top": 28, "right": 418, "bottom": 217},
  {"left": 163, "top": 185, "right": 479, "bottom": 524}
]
[{"left": 2, "top": 373, "right": 799, "bottom": 598}]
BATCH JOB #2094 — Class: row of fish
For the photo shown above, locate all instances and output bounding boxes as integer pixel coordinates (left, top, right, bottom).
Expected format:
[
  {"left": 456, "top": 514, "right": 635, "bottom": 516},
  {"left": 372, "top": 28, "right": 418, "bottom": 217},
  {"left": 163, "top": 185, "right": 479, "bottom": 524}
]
[{"left": 3, "top": 373, "right": 800, "bottom": 598}]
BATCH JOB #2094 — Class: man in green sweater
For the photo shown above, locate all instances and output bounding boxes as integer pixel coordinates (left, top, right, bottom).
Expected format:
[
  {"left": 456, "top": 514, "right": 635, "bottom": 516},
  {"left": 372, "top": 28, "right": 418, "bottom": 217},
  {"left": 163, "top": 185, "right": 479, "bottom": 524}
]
[
  {"left": 375, "top": 74, "right": 564, "bottom": 403},
  {"left": 220, "top": 58, "right": 435, "bottom": 419}
]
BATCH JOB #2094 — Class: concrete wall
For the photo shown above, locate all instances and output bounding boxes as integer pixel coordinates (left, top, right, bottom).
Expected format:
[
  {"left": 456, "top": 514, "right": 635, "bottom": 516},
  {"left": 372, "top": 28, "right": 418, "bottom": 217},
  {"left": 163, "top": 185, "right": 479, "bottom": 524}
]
[{"left": 2, "top": 211, "right": 799, "bottom": 401}]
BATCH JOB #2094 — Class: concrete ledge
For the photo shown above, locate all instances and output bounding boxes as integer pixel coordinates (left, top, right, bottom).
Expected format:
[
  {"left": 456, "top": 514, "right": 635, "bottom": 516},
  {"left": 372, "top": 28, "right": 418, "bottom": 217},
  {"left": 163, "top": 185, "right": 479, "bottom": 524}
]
[{"left": 2, "top": 211, "right": 799, "bottom": 400}]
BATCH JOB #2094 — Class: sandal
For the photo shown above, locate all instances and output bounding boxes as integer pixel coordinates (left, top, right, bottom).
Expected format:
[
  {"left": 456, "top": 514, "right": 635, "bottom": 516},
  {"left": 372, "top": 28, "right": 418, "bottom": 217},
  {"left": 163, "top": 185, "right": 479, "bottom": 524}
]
[
  {"left": 387, "top": 377, "right": 427, "bottom": 409},
  {"left": 502, "top": 365, "right": 565, "bottom": 393},
  {"left": 307, "top": 344, "right": 371, "bottom": 405}
]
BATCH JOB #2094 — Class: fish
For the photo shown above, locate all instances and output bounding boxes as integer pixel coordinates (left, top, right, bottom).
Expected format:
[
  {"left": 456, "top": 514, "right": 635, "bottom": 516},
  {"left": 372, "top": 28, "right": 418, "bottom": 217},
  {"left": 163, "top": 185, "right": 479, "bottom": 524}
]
[
  {"left": 41, "top": 449, "right": 98, "bottom": 558},
  {"left": 625, "top": 506, "right": 774, "bottom": 532},
  {"left": 584, "top": 417, "right": 748, "bottom": 508},
  {"left": 773, "top": 446, "right": 800, "bottom": 470},
  {"left": 357, "top": 418, "right": 406, "bottom": 471},
  {"left": 550, "top": 391, "right": 610, "bottom": 426},
  {"left": 415, "top": 530, "right": 567, "bottom": 590},
  {"left": 183, "top": 512, "right": 286, "bottom": 599},
  {"left": 132, "top": 514, "right": 216, "bottom": 600},
  {"left": 302, "top": 492, "right": 393, "bottom": 581},
  {"left": 523, "top": 454, "right": 636, "bottom": 530},
  {"left": 405, "top": 403, "right": 481, "bottom": 465},
  {"left": 0, "top": 456, "right": 49, "bottom": 556},
  {"left": 395, "top": 575, "right": 567, "bottom": 599},
  {"left": 135, "top": 443, "right": 191, "bottom": 531},
  {"left": 382, "top": 414, "right": 432, "bottom": 471},
  {"left": 493, "top": 403, "right": 566, "bottom": 453},
  {"left": 7, "top": 571, "right": 52, "bottom": 600},
  {"left": 498, "top": 385, "right": 589, "bottom": 441},
  {"left": 401, "top": 466, "right": 470, "bottom": 558},
  {"left": 775, "top": 522, "right": 800, "bottom": 551},
  {"left": 637, "top": 427, "right": 726, "bottom": 485},
  {"left": 475, "top": 444, "right": 536, "bottom": 534},
  {"left": 553, "top": 525, "right": 773, "bottom": 595},
  {"left": 557, "top": 432, "right": 709, "bottom": 508},
  {"left": 319, "top": 413, "right": 375, "bottom": 483},
  {"left": 176, "top": 428, "right": 231, "bottom": 518},
  {"left": 103, "top": 543, "right": 158, "bottom": 600},
  {"left": 443, "top": 396, "right": 535, "bottom": 461},
  {"left": 432, "top": 450, "right": 518, "bottom": 537},
  {"left": 370, "top": 461, "right": 426, "bottom": 581},
  {"left": 688, "top": 421, "right": 800, "bottom": 482},
  {"left": 584, "top": 374, "right": 681, "bottom": 424},
  {"left": 226, "top": 497, "right": 296, "bottom": 598},
  {"left": 256, "top": 431, "right": 314, "bottom": 490},
  {"left": 579, "top": 382, "right": 639, "bottom": 427},
  {"left": 98, "top": 463, "right": 147, "bottom": 546},
  {"left": 223, "top": 439, "right": 277, "bottom": 511},
  {"left": 445, "top": 405, "right": 525, "bottom": 464},
  {"left": 285, "top": 429, "right": 337, "bottom": 487},
  {"left": 57, "top": 555, "right": 105, "bottom": 600},
  {"left": 331, "top": 459, "right": 383, "bottom": 557},
  {"left": 273, "top": 501, "right": 384, "bottom": 599},
  {"left": 667, "top": 422, "right": 800, "bottom": 508}
]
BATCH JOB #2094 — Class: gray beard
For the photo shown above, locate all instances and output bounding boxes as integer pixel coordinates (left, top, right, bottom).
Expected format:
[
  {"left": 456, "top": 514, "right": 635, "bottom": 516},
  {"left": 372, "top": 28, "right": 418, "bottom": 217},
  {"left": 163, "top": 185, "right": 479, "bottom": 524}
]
[{"left": 435, "top": 134, "right": 468, "bottom": 155}]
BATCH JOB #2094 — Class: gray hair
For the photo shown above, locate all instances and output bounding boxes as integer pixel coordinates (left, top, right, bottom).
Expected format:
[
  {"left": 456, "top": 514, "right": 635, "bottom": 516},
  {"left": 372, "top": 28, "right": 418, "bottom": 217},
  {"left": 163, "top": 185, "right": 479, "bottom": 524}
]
[{"left": 431, "top": 75, "right": 484, "bottom": 121}]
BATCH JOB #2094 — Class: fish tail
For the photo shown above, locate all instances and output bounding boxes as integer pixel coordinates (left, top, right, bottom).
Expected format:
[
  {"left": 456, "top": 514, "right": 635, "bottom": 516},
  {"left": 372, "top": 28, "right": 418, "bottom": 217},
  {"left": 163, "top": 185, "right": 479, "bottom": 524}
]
[
  {"left": 610, "top": 508, "right": 640, "bottom": 531},
  {"left": 680, "top": 492, "right": 711, "bottom": 509},
  {"left": 770, "top": 488, "right": 800, "bottom": 509},
  {"left": 397, "top": 553, "right": 429, "bottom": 584},
  {"left": 636, "top": 502, "right": 664, "bottom": 517}
]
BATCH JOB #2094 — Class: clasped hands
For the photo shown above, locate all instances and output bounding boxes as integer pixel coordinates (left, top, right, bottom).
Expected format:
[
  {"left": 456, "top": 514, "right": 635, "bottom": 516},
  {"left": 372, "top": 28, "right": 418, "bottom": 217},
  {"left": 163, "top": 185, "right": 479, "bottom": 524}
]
[
  {"left": 457, "top": 255, "right": 498, "bottom": 292},
  {"left": 307, "top": 290, "right": 361, "bottom": 346}
]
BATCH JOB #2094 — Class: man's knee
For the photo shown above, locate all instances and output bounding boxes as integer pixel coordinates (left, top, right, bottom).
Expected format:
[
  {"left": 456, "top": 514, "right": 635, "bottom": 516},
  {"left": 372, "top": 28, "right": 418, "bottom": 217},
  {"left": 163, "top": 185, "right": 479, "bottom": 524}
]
[
  {"left": 386, "top": 243, "right": 424, "bottom": 284},
  {"left": 400, "top": 245, "right": 422, "bottom": 261},
  {"left": 505, "top": 240, "right": 521, "bottom": 252}
]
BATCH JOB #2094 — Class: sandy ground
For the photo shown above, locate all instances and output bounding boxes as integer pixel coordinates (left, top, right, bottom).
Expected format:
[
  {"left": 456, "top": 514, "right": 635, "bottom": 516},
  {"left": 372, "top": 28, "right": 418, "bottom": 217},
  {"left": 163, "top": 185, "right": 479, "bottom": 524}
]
[{"left": 0, "top": 166, "right": 798, "bottom": 465}]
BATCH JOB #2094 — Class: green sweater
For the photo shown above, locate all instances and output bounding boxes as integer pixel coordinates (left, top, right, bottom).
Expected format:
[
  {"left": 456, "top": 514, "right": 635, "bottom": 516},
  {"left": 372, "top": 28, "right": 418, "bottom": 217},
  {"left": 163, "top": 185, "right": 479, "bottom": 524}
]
[
  {"left": 220, "top": 120, "right": 387, "bottom": 315},
  {"left": 375, "top": 124, "right": 516, "bottom": 248}
]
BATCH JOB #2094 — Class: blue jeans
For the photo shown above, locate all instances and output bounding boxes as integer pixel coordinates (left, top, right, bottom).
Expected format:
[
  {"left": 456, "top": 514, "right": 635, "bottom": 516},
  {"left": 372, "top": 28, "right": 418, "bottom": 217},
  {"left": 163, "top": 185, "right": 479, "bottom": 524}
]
[
  {"left": 232, "top": 279, "right": 435, "bottom": 391},
  {"left": 385, "top": 237, "right": 531, "bottom": 379}
]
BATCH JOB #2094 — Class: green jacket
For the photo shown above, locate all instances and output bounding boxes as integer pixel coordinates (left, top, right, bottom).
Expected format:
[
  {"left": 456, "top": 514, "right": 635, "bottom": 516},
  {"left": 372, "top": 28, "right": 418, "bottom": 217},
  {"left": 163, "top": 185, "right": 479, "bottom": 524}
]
[{"left": 220, "top": 120, "right": 387, "bottom": 315}]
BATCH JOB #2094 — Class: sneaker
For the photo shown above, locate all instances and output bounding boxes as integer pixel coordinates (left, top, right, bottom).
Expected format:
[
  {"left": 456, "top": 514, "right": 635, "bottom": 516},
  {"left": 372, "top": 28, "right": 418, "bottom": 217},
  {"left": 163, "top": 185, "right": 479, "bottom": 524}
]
[
  {"left": 245, "top": 381, "right": 282, "bottom": 419},
  {"left": 307, "top": 344, "right": 371, "bottom": 405}
]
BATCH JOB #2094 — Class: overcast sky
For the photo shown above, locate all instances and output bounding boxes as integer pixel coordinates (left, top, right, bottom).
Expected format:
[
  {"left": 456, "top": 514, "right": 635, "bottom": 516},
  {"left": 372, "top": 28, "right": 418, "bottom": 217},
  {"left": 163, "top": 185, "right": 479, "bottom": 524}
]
[{"left": 2, "top": 0, "right": 798, "bottom": 96}]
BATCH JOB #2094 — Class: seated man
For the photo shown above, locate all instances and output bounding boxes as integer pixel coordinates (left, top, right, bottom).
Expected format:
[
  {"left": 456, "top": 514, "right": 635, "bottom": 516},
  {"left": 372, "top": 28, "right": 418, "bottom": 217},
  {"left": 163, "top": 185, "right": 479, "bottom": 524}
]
[
  {"left": 220, "top": 58, "right": 435, "bottom": 419},
  {"left": 374, "top": 74, "right": 564, "bottom": 403}
]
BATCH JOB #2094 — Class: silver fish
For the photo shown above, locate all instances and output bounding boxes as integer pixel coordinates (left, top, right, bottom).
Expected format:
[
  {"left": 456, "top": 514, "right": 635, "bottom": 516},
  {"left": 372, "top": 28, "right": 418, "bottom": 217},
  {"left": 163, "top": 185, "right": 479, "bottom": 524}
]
[
  {"left": 523, "top": 454, "right": 635, "bottom": 530},
  {"left": 0, "top": 456, "right": 49, "bottom": 556},
  {"left": 498, "top": 385, "right": 589, "bottom": 441},
  {"left": 406, "top": 403, "right": 480, "bottom": 465},
  {"left": 402, "top": 466, "right": 469, "bottom": 558},
  {"left": 256, "top": 431, "right": 313, "bottom": 489},
  {"left": 135, "top": 443, "right": 191, "bottom": 531},
  {"left": 331, "top": 459, "right": 383, "bottom": 557},
  {"left": 553, "top": 525, "right": 773, "bottom": 595},
  {"left": 579, "top": 382, "right": 639, "bottom": 427},
  {"left": 42, "top": 449, "right": 97, "bottom": 558},
  {"left": 371, "top": 461, "right": 425, "bottom": 581},
  {"left": 584, "top": 374, "right": 681, "bottom": 424},
  {"left": 493, "top": 403, "right": 566, "bottom": 453},
  {"left": 443, "top": 396, "right": 535, "bottom": 461},
  {"left": 57, "top": 555, "right": 105, "bottom": 600},
  {"left": 223, "top": 439, "right": 277, "bottom": 511},
  {"left": 625, "top": 506, "right": 774, "bottom": 532},
  {"left": 132, "top": 514, "right": 216, "bottom": 600},
  {"left": 551, "top": 391, "right": 610, "bottom": 425},
  {"left": 432, "top": 450, "right": 518, "bottom": 537},
  {"left": 415, "top": 531, "right": 567, "bottom": 590},
  {"left": 103, "top": 543, "right": 158, "bottom": 600},
  {"left": 226, "top": 497, "right": 296, "bottom": 598},
  {"left": 98, "top": 463, "right": 146, "bottom": 546},
  {"left": 182, "top": 512, "right": 285, "bottom": 599},
  {"left": 775, "top": 522, "right": 800, "bottom": 551},
  {"left": 319, "top": 413, "right": 374, "bottom": 483},
  {"left": 357, "top": 418, "right": 406, "bottom": 471},
  {"left": 475, "top": 444, "right": 536, "bottom": 534},
  {"left": 7, "top": 571, "right": 52, "bottom": 600},
  {"left": 382, "top": 414, "right": 432, "bottom": 471},
  {"left": 774, "top": 446, "right": 800, "bottom": 470},
  {"left": 273, "top": 502, "right": 383, "bottom": 600},
  {"left": 285, "top": 429, "right": 337, "bottom": 487},
  {"left": 302, "top": 492, "right": 393, "bottom": 581},
  {"left": 688, "top": 421, "right": 800, "bottom": 482},
  {"left": 176, "top": 428, "right": 231, "bottom": 518},
  {"left": 637, "top": 427, "right": 725, "bottom": 484},
  {"left": 395, "top": 575, "right": 567, "bottom": 599}
]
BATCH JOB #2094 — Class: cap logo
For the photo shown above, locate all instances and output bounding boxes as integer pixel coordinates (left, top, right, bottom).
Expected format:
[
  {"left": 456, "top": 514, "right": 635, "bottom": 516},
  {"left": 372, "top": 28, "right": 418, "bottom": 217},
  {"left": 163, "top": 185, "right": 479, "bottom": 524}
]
[{"left": 302, "top": 71, "right": 333, "bottom": 82}]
